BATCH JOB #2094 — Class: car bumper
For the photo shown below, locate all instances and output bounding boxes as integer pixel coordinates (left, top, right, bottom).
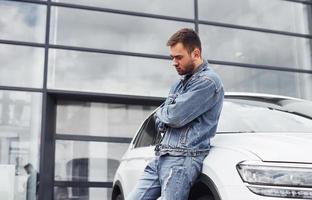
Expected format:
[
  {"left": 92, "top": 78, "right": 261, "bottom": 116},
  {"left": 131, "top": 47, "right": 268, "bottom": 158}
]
[{"left": 219, "top": 185, "right": 309, "bottom": 200}]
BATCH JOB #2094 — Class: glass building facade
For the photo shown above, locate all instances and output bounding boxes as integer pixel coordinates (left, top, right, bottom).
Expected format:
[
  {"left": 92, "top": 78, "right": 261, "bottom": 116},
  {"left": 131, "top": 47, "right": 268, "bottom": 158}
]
[{"left": 0, "top": 0, "right": 311, "bottom": 199}]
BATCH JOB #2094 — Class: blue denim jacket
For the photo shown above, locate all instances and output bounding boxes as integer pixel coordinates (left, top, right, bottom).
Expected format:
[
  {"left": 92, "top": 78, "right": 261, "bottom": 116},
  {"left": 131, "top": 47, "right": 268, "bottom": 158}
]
[{"left": 154, "top": 60, "right": 224, "bottom": 156}]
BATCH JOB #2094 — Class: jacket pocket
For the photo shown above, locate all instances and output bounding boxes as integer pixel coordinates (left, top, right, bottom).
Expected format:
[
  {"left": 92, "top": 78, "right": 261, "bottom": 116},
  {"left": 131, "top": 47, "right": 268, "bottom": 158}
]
[{"left": 179, "top": 126, "right": 191, "bottom": 147}]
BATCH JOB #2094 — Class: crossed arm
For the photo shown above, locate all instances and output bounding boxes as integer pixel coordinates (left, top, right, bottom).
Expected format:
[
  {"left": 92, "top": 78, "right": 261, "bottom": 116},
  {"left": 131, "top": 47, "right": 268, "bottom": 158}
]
[{"left": 155, "top": 78, "right": 219, "bottom": 128}]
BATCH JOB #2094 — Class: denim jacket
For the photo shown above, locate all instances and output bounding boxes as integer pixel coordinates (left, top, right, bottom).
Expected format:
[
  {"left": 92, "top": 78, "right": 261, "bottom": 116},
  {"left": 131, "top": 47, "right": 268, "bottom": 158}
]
[{"left": 154, "top": 60, "right": 224, "bottom": 156}]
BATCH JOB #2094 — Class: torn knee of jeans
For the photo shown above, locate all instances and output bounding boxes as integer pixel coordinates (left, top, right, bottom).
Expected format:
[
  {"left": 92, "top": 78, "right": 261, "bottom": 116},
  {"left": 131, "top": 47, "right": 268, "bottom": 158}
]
[{"left": 163, "top": 166, "right": 186, "bottom": 193}]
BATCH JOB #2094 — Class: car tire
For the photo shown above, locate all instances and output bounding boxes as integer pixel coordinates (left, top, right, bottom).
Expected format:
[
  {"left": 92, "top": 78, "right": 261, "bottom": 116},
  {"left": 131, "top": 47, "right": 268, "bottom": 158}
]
[
  {"left": 115, "top": 193, "right": 124, "bottom": 200},
  {"left": 194, "top": 195, "right": 214, "bottom": 200}
]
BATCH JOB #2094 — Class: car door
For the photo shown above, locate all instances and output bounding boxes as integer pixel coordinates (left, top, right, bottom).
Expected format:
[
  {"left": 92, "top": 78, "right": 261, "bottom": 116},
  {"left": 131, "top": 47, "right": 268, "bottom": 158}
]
[{"left": 121, "top": 114, "right": 159, "bottom": 197}]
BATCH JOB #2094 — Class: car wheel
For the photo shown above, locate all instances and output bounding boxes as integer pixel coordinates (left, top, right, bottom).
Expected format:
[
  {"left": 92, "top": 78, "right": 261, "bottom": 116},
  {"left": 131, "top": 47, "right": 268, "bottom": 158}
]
[
  {"left": 194, "top": 195, "right": 214, "bottom": 200},
  {"left": 115, "top": 193, "right": 124, "bottom": 200}
]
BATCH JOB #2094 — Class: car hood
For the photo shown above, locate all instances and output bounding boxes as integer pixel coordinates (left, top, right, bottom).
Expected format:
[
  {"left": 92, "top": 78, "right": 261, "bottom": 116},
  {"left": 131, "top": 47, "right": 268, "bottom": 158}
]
[{"left": 211, "top": 132, "right": 312, "bottom": 163}]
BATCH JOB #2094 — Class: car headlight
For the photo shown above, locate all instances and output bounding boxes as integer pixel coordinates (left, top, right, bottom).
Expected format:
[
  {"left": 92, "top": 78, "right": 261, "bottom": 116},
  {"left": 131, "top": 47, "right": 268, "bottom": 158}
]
[{"left": 237, "top": 161, "right": 312, "bottom": 199}]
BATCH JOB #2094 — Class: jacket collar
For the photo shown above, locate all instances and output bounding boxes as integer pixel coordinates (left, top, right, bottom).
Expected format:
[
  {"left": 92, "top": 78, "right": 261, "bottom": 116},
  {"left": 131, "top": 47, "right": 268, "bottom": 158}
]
[{"left": 181, "top": 59, "right": 208, "bottom": 82}]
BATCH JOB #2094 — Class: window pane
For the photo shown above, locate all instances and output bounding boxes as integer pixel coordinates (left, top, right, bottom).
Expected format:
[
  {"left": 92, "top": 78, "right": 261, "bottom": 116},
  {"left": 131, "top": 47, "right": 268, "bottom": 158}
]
[
  {"left": 56, "top": 101, "right": 156, "bottom": 137},
  {"left": 54, "top": 0, "right": 194, "bottom": 18},
  {"left": 199, "top": 0, "right": 311, "bottom": 34},
  {"left": 0, "top": 1, "right": 46, "bottom": 43},
  {"left": 48, "top": 49, "right": 177, "bottom": 96},
  {"left": 54, "top": 187, "right": 112, "bottom": 200},
  {"left": 210, "top": 64, "right": 312, "bottom": 100},
  {"left": 54, "top": 141, "right": 128, "bottom": 182},
  {"left": 50, "top": 6, "right": 193, "bottom": 55},
  {"left": 0, "top": 90, "right": 42, "bottom": 200},
  {"left": 135, "top": 116, "right": 158, "bottom": 148},
  {"left": 0, "top": 44, "right": 44, "bottom": 88},
  {"left": 200, "top": 25, "right": 312, "bottom": 69}
]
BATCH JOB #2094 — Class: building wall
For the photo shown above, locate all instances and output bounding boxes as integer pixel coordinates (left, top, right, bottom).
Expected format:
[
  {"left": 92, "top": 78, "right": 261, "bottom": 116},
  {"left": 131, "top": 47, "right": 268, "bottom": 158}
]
[{"left": 0, "top": 0, "right": 311, "bottom": 199}]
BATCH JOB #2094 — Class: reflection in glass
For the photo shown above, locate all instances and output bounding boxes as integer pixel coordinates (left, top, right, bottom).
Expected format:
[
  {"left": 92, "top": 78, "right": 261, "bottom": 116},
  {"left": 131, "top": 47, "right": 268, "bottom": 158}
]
[
  {"left": 0, "top": 43, "right": 45, "bottom": 88},
  {"left": 54, "top": 141, "right": 128, "bottom": 182},
  {"left": 198, "top": 0, "right": 311, "bottom": 34},
  {"left": 50, "top": 6, "right": 193, "bottom": 55},
  {"left": 200, "top": 25, "right": 312, "bottom": 69},
  {"left": 56, "top": 101, "right": 156, "bottom": 137},
  {"left": 53, "top": 0, "right": 194, "bottom": 18},
  {"left": 54, "top": 187, "right": 112, "bottom": 200},
  {"left": 24, "top": 163, "right": 40, "bottom": 200},
  {"left": 0, "top": 1, "right": 46, "bottom": 42},
  {"left": 210, "top": 64, "right": 312, "bottom": 100},
  {"left": 48, "top": 49, "right": 177, "bottom": 96},
  {"left": 0, "top": 90, "right": 42, "bottom": 200}
]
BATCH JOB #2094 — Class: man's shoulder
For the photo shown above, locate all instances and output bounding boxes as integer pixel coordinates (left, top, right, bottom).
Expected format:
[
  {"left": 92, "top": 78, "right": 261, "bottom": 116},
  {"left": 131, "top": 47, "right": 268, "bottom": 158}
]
[
  {"left": 187, "top": 67, "right": 223, "bottom": 92},
  {"left": 200, "top": 66, "right": 222, "bottom": 84}
]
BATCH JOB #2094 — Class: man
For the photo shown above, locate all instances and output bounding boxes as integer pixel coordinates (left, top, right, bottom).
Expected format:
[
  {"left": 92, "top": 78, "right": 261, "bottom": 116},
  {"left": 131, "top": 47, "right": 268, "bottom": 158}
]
[
  {"left": 128, "top": 28, "right": 224, "bottom": 200},
  {"left": 24, "top": 163, "right": 39, "bottom": 200}
]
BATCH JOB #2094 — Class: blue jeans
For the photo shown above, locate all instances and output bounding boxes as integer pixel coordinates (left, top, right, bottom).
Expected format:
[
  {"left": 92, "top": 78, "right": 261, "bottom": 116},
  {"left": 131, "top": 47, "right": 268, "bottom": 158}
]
[{"left": 127, "top": 155, "right": 205, "bottom": 200}]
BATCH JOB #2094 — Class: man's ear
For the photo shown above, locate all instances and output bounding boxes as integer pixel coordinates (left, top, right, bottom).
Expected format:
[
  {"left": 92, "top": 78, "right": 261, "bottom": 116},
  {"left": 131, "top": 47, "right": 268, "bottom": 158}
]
[{"left": 192, "top": 48, "right": 201, "bottom": 59}]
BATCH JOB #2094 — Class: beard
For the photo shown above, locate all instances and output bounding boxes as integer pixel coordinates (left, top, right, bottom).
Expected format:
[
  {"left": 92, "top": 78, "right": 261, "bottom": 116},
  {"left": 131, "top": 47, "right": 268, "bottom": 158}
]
[{"left": 176, "top": 60, "right": 196, "bottom": 75}]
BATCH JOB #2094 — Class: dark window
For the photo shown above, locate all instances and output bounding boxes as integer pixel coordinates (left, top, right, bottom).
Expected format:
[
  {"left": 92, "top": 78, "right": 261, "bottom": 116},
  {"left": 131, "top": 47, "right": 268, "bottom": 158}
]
[{"left": 134, "top": 115, "right": 158, "bottom": 148}]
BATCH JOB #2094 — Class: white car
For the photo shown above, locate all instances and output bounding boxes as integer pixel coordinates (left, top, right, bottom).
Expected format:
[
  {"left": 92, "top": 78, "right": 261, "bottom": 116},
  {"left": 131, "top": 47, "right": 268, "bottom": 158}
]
[{"left": 112, "top": 93, "right": 312, "bottom": 200}]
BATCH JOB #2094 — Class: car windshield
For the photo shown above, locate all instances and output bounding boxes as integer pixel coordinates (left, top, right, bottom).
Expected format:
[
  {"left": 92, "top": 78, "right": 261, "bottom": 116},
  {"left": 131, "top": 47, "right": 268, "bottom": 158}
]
[{"left": 217, "top": 98, "right": 312, "bottom": 133}]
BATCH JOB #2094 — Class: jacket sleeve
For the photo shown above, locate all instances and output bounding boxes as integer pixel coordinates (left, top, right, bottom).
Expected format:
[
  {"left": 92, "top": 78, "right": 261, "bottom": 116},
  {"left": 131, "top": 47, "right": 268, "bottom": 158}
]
[
  {"left": 154, "top": 113, "right": 166, "bottom": 134},
  {"left": 153, "top": 103, "right": 167, "bottom": 134},
  {"left": 155, "top": 77, "right": 221, "bottom": 128}
]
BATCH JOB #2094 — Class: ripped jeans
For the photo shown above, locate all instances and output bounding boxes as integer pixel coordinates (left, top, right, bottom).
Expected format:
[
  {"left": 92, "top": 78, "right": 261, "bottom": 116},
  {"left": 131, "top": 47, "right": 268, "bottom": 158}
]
[{"left": 126, "top": 154, "right": 205, "bottom": 200}]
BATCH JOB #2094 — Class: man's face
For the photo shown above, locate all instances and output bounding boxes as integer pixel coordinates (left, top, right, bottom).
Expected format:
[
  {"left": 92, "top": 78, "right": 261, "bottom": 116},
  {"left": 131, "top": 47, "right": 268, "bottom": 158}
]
[
  {"left": 25, "top": 167, "right": 31, "bottom": 174},
  {"left": 169, "top": 42, "right": 196, "bottom": 75}
]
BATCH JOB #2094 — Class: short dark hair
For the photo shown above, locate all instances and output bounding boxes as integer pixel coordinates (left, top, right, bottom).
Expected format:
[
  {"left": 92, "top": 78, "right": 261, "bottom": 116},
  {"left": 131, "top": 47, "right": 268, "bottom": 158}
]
[
  {"left": 167, "top": 28, "right": 202, "bottom": 54},
  {"left": 24, "top": 163, "right": 33, "bottom": 169}
]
